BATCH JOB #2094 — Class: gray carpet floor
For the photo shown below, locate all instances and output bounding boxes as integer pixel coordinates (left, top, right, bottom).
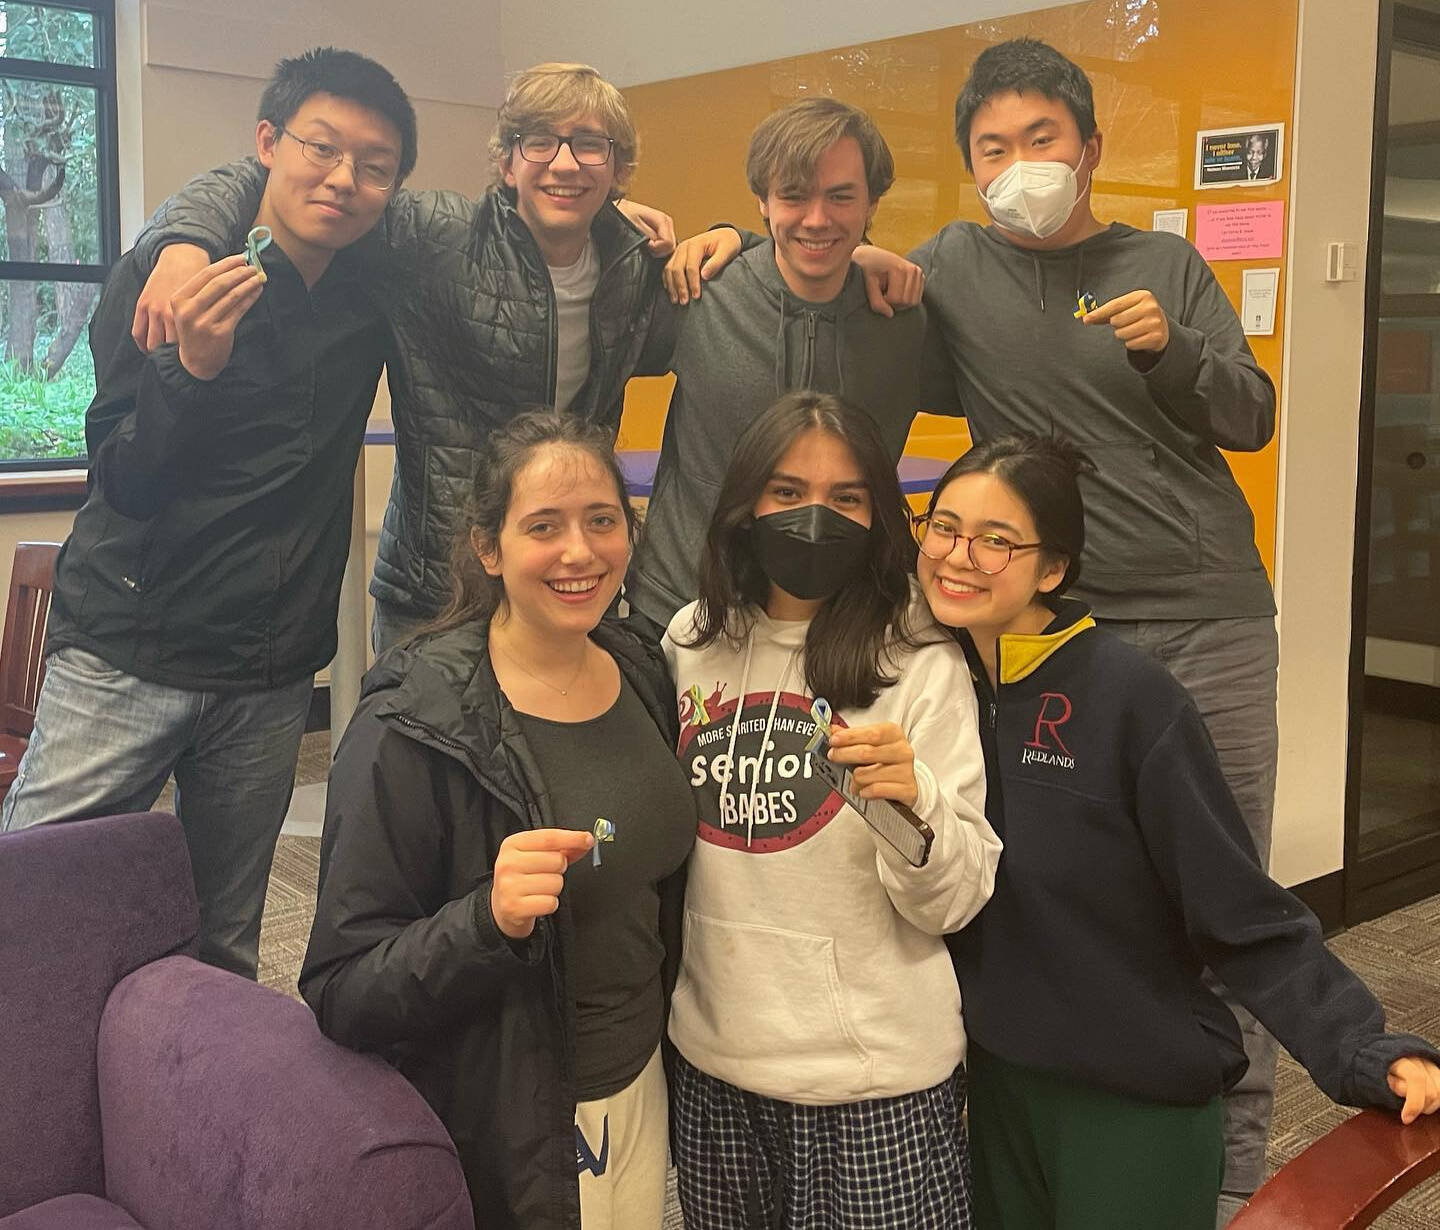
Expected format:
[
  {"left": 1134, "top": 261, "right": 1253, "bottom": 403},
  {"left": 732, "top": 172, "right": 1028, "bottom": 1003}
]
[{"left": 256, "top": 734, "right": 1440, "bottom": 1224}]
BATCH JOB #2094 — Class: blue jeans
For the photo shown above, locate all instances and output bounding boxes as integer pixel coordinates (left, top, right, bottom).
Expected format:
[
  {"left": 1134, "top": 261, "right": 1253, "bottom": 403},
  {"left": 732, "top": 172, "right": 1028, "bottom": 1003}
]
[
  {"left": 1, "top": 646, "right": 313, "bottom": 979},
  {"left": 1096, "top": 615, "right": 1279, "bottom": 1224}
]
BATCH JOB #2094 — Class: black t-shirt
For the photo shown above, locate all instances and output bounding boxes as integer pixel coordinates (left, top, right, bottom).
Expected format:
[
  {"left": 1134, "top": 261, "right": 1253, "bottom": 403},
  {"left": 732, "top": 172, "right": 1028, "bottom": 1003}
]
[{"left": 517, "top": 675, "right": 696, "bottom": 1100}]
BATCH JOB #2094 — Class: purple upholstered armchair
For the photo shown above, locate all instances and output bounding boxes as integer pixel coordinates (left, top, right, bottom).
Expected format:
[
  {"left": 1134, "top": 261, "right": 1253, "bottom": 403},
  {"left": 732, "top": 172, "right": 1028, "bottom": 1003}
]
[{"left": 0, "top": 812, "right": 474, "bottom": 1230}]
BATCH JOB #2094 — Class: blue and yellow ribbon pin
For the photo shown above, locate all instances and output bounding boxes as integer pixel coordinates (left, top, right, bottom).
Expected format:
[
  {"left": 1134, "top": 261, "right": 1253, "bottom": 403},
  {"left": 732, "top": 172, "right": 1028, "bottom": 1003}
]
[
  {"left": 244, "top": 225, "right": 272, "bottom": 282},
  {"left": 592, "top": 817, "right": 615, "bottom": 867}
]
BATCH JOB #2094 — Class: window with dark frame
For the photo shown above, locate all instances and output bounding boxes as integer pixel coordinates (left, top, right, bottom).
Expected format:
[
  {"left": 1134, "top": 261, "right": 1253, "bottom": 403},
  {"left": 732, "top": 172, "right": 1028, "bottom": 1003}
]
[{"left": 0, "top": 0, "right": 119, "bottom": 471}]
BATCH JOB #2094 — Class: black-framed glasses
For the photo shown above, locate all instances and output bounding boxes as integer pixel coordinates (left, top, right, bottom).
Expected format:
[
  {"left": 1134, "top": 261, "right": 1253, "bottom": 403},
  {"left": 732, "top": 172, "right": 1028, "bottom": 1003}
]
[
  {"left": 278, "top": 127, "right": 399, "bottom": 191},
  {"left": 912, "top": 513, "right": 1045, "bottom": 573},
  {"left": 511, "top": 131, "right": 616, "bottom": 166}
]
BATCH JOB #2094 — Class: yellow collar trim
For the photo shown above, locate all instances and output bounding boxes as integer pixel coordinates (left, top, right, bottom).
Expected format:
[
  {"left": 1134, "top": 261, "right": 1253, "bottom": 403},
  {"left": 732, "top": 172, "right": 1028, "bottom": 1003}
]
[{"left": 997, "top": 615, "right": 1096, "bottom": 685}]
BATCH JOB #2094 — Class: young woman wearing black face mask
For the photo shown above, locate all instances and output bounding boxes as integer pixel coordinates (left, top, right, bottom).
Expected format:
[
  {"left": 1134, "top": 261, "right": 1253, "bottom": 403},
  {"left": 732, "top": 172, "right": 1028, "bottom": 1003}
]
[{"left": 661, "top": 391, "right": 1002, "bottom": 1229}]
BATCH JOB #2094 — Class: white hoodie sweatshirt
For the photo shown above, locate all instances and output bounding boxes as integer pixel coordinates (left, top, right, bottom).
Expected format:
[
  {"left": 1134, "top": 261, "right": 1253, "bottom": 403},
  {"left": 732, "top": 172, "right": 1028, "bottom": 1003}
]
[{"left": 663, "top": 592, "right": 1000, "bottom": 1105}]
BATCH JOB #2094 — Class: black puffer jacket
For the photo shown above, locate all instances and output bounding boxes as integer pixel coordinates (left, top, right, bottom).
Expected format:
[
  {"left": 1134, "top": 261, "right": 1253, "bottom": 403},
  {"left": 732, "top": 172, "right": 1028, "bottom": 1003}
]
[
  {"left": 137, "top": 168, "right": 670, "bottom": 619},
  {"left": 298, "top": 618, "right": 685, "bottom": 1230}
]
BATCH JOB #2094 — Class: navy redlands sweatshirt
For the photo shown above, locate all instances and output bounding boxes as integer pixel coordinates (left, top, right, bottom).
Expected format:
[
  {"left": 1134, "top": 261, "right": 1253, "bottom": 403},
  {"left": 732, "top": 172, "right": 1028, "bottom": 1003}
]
[{"left": 948, "top": 600, "right": 1437, "bottom": 1109}]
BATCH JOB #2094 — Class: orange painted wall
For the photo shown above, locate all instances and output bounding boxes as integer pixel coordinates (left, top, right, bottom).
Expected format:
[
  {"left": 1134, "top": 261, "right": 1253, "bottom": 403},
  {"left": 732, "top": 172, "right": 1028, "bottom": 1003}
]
[{"left": 618, "top": 0, "right": 1298, "bottom": 572}]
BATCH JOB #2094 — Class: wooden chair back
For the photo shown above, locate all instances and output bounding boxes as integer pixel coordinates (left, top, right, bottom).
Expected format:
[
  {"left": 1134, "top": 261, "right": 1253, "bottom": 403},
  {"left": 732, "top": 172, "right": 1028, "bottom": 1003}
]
[
  {"left": 1230, "top": 1108, "right": 1440, "bottom": 1228},
  {"left": 0, "top": 542, "right": 61, "bottom": 737}
]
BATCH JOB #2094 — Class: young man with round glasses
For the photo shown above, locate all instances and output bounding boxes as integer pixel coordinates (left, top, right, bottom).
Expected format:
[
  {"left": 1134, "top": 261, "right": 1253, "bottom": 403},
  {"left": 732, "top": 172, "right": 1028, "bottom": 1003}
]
[
  {"left": 130, "top": 62, "right": 677, "bottom": 651},
  {"left": 2, "top": 48, "right": 416, "bottom": 980},
  {"left": 272, "top": 124, "right": 404, "bottom": 191}
]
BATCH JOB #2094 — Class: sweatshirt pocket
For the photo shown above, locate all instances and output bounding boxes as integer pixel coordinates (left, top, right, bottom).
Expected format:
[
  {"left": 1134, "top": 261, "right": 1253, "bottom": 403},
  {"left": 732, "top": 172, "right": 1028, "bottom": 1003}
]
[
  {"left": 670, "top": 908, "right": 873, "bottom": 1100},
  {"left": 1079, "top": 441, "right": 1201, "bottom": 576}
]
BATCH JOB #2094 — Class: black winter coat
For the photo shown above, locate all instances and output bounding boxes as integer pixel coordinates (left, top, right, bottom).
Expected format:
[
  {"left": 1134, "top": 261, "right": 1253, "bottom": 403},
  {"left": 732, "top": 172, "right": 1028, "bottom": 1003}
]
[
  {"left": 48, "top": 242, "right": 387, "bottom": 690},
  {"left": 137, "top": 167, "right": 672, "bottom": 620},
  {"left": 299, "top": 618, "right": 686, "bottom": 1230}
]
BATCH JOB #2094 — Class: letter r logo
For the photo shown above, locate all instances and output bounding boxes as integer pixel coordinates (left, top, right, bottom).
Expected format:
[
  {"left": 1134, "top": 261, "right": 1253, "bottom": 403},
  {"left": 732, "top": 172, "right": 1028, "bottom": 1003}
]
[{"left": 1026, "top": 692, "right": 1073, "bottom": 755}]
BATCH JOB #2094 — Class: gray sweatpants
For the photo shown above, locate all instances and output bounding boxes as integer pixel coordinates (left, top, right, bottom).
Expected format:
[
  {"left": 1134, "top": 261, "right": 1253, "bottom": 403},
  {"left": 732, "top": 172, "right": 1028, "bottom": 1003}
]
[{"left": 1095, "top": 614, "right": 1280, "bottom": 1227}]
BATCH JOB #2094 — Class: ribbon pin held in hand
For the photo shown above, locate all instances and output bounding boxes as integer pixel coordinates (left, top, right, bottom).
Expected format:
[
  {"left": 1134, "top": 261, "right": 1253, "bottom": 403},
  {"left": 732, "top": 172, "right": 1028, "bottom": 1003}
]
[
  {"left": 1073, "top": 290, "right": 1098, "bottom": 320},
  {"left": 591, "top": 818, "right": 615, "bottom": 867},
  {"left": 244, "top": 226, "right": 272, "bottom": 283}
]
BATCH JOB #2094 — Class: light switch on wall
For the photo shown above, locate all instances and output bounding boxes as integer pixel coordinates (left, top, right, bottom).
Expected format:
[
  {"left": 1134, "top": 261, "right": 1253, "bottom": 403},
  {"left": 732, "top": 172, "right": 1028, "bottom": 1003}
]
[{"left": 1324, "top": 241, "right": 1360, "bottom": 282}]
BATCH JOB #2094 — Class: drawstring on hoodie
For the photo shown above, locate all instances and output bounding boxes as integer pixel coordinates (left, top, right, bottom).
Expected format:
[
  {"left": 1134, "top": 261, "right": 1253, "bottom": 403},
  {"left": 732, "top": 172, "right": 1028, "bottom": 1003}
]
[
  {"left": 773, "top": 288, "right": 843, "bottom": 396},
  {"left": 773, "top": 292, "right": 787, "bottom": 395},
  {"left": 716, "top": 637, "right": 754, "bottom": 833},
  {"left": 1029, "top": 245, "right": 1087, "bottom": 314},
  {"left": 746, "top": 675, "right": 788, "bottom": 848},
  {"left": 716, "top": 636, "right": 801, "bottom": 848}
]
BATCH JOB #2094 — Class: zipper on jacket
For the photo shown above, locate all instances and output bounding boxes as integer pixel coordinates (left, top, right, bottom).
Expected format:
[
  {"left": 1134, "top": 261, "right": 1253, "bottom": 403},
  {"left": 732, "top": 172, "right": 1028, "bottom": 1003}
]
[
  {"left": 544, "top": 271, "right": 559, "bottom": 406},
  {"left": 579, "top": 222, "right": 648, "bottom": 420},
  {"left": 388, "top": 711, "right": 495, "bottom": 787},
  {"left": 804, "top": 310, "right": 817, "bottom": 387},
  {"left": 991, "top": 643, "right": 1002, "bottom": 728}
]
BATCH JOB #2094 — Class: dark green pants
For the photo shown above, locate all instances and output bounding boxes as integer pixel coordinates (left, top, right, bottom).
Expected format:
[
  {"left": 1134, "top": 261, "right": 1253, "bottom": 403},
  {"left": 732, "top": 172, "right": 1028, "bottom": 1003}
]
[{"left": 967, "top": 1044, "right": 1225, "bottom": 1230}]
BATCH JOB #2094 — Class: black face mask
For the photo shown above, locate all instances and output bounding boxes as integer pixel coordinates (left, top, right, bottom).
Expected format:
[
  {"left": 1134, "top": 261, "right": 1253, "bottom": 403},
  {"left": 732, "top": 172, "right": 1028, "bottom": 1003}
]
[{"left": 750, "top": 504, "right": 870, "bottom": 602}]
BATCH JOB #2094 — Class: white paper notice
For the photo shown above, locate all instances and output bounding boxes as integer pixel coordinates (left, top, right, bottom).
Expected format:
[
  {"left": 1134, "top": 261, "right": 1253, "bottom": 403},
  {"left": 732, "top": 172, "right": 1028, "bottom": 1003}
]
[
  {"left": 1241, "top": 267, "right": 1280, "bottom": 336},
  {"left": 1153, "top": 209, "right": 1188, "bottom": 237}
]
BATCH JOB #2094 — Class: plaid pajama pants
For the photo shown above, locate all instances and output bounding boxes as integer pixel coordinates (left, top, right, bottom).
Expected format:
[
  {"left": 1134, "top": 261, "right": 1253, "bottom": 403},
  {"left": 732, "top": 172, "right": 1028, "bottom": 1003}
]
[{"left": 672, "top": 1053, "right": 974, "bottom": 1230}]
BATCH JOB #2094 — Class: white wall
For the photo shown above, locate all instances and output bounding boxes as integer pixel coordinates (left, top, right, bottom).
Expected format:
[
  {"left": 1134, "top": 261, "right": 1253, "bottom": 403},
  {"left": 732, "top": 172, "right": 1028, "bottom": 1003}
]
[
  {"left": 1269, "top": 0, "right": 1378, "bottom": 885},
  {"left": 499, "top": 0, "right": 1060, "bottom": 85},
  {"left": 137, "top": 0, "right": 502, "bottom": 225}
]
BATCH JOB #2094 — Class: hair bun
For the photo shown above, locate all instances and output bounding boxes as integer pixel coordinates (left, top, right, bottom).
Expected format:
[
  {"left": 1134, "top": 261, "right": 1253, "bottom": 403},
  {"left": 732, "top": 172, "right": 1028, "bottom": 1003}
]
[{"left": 1045, "top": 434, "right": 1097, "bottom": 479}]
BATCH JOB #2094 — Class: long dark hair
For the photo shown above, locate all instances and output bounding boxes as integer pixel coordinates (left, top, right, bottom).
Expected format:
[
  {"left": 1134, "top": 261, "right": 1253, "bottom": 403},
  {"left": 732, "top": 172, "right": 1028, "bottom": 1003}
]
[
  {"left": 925, "top": 432, "right": 1095, "bottom": 597},
  {"left": 427, "top": 407, "right": 640, "bottom": 635},
  {"left": 684, "top": 391, "right": 921, "bottom": 710}
]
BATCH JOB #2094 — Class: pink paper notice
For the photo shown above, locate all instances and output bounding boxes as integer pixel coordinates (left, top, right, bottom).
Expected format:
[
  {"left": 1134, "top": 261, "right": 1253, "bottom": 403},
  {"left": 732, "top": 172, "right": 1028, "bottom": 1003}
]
[{"left": 1194, "top": 200, "right": 1285, "bottom": 260}]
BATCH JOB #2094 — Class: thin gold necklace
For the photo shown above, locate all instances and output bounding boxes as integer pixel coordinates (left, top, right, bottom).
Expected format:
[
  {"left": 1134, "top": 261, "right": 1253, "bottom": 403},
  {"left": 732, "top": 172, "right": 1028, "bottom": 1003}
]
[{"left": 492, "top": 636, "right": 587, "bottom": 696}]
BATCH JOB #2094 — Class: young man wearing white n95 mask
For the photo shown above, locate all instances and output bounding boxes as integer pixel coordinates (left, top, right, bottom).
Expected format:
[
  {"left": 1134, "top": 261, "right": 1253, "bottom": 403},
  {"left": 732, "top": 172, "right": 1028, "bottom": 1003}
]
[{"left": 877, "top": 37, "right": 1279, "bottom": 1229}]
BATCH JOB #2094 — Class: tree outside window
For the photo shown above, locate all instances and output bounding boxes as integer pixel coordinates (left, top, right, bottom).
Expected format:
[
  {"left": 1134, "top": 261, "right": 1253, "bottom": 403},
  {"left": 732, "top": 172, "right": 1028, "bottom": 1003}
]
[{"left": 0, "top": 0, "right": 118, "bottom": 468}]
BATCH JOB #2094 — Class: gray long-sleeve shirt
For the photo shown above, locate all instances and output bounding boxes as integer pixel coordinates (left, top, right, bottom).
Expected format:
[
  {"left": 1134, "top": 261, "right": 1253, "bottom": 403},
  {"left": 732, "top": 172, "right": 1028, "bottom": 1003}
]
[
  {"left": 627, "top": 241, "right": 934, "bottom": 628},
  {"left": 914, "top": 221, "right": 1277, "bottom": 621}
]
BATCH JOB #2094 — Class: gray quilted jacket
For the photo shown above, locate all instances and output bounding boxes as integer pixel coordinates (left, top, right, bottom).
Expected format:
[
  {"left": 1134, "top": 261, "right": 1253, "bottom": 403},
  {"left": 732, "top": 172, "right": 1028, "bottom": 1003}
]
[{"left": 137, "top": 165, "right": 670, "bottom": 618}]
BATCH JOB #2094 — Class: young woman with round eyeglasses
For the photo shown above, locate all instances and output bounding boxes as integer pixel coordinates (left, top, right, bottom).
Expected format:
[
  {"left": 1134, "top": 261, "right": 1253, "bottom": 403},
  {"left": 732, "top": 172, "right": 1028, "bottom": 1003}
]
[{"left": 914, "top": 432, "right": 1440, "bottom": 1230}]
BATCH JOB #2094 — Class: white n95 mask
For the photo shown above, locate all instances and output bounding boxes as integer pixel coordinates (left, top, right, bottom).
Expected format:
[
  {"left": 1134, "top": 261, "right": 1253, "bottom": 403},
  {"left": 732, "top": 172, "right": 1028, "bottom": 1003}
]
[{"left": 979, "top": 152, "right": 1090, "bottom": 240}]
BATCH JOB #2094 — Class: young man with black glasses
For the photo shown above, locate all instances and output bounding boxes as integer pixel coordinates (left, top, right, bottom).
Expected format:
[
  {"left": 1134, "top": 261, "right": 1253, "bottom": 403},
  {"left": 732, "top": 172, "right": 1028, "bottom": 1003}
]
[
  {"left": 2, "top": 48, "right": 416, "bottom": 979},
  {"left": 129, "top": 62, "right": 677, "bottom": 651}
]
